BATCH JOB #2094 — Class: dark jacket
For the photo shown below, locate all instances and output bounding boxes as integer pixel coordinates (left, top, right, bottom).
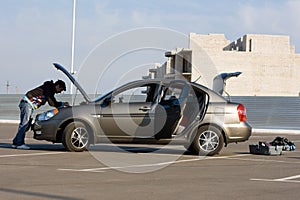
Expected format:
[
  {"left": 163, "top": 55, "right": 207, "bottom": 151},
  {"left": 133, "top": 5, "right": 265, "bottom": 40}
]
[{"left": 25, "top": 81, "right": 63, "bottom": 109}]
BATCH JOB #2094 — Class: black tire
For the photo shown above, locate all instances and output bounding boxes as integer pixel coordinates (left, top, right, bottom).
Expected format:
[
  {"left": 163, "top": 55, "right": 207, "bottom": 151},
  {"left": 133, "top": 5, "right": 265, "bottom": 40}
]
[
  {"left": 62, "top": 121, "right": 90, "bottom": 152},
  {"left": 189, "top": 125, "right": 224, "bottom": 156}
]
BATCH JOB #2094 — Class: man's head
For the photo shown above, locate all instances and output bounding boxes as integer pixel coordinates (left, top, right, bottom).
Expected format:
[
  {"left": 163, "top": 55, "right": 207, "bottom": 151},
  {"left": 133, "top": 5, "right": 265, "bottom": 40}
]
[{"left": 54, "top": 80, "right": 66, "bottom": 93}]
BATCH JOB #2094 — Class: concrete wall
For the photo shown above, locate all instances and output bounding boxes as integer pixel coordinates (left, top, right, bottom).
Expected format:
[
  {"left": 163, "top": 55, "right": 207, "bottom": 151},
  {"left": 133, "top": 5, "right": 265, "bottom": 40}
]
[{"left": 189, "top": 33, "right": 300, "bottom": 96}]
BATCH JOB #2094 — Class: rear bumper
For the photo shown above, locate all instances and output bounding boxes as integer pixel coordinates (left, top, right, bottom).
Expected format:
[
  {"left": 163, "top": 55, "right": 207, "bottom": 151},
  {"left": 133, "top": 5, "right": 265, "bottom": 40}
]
[{"left": 224, "top": 121, "right": 252, "bottom": 143}]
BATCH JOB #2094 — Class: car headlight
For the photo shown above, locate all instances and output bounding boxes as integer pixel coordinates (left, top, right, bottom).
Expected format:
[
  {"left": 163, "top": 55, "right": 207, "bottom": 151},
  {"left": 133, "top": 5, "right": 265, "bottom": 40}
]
[{"left": 37, "top": 109, "right": 59, "bottom": 121}]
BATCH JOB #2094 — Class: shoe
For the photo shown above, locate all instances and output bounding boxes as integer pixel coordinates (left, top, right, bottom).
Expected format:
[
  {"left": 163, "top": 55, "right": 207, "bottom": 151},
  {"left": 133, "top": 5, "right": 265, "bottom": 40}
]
[
  {"left": 16, "top": 144, "right": 30, "bottom": 150},
  {"left": 11, "top": 144, "right": 17, "bottom": 149}
]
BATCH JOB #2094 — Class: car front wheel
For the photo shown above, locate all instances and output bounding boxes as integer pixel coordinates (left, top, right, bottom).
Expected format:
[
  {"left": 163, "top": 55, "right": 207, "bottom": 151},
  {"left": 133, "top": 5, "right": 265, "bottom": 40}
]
[
  {"left": 189, "top": 125, "right": 224, "bottom": 156},
  {"left": 62, "top": 121, "right": 90, "bottom": 152}
]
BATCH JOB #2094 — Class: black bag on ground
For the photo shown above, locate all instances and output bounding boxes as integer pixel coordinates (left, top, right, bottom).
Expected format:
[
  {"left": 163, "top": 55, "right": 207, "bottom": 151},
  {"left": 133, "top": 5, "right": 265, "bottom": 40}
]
[{"left": 269, "top": 136, "right": 296, "bottom": 151}]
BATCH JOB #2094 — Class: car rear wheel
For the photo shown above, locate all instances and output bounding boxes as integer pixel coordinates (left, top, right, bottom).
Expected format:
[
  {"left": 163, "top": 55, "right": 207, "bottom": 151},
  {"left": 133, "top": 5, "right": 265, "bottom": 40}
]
[
  {"left": 62, "top": 121, "right": 90, "bottom": 152},
  {"left": 189, "top": 125, "right": 224, "bottom": 156}
]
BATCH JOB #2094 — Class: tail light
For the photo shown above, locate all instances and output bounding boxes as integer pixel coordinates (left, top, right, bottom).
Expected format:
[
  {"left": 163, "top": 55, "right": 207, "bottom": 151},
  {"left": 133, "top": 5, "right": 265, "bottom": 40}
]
[{"left": 237, "top": 104, "right": 247, "bottom": 122}]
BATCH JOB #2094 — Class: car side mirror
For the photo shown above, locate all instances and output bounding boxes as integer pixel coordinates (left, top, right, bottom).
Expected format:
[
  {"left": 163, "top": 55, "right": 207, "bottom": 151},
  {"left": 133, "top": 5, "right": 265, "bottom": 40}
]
[{"left": 101, "top": 96, "right": 112, "bottom": 107}]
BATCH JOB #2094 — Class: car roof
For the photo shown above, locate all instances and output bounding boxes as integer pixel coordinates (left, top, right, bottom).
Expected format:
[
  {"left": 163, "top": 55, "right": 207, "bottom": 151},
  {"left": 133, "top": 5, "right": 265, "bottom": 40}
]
[{"left": 116, "top": 79, "right": 227, "bottom": 102}]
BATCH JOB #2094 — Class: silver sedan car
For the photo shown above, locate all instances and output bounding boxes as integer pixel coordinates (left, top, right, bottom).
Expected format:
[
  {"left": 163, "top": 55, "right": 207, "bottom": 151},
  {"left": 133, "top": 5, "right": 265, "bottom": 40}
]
[{"left": 32, "top": 63, "right": 251, "bottom": 156}]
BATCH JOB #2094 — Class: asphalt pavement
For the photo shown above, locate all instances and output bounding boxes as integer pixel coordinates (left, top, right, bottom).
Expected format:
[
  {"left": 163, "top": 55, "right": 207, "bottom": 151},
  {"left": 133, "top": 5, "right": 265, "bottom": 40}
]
[{"left": 0, "top": 123, "right": 300, "bottom": 200}]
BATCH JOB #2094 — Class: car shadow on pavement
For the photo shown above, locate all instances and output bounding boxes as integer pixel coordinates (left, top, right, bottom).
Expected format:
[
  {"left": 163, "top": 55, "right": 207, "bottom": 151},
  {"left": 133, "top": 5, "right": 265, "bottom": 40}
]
[
  {"left": 0, "top": 142, "right": 205, "bottom": 156},
  {"left": 88, "top": 144, "right": 196, "bottom": 156},
  {"left": 233, "top": 152, "right": 251, "bottom": 155},
  {"left": 0, "top": 142, "right": 194, "bottom": 155},
  {"left": 0, "top": 143, "right": 66, "bottom": 151}
]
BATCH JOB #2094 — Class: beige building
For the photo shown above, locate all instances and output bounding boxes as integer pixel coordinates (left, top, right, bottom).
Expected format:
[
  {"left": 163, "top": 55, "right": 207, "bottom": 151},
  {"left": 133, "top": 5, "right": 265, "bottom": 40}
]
[{"left": 145, "top": 33, "right": 300, "bottom": 96}]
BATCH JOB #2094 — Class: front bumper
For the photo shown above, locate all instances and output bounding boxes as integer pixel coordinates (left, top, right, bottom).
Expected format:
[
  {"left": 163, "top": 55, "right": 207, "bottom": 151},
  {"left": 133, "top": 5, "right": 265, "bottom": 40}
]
[{"left": 33, "top": 120, "right": 60, "bottom": 142}]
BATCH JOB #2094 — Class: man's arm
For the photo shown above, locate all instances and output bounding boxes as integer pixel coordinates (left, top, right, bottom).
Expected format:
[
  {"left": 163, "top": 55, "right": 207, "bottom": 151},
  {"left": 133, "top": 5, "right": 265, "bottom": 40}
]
[{"left": 47, "top": 95, "right": 64, "bottom": 108}]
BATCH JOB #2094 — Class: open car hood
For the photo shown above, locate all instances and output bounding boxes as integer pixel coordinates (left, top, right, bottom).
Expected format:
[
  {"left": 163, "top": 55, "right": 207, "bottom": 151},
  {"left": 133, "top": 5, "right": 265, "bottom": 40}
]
[{"left": 53, "top": 63, "right": 91, "bottom": 103}]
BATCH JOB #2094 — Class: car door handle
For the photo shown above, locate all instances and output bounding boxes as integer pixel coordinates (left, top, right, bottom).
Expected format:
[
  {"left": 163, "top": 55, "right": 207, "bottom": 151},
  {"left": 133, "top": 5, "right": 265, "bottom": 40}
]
[{"left": 139, "top": 106, "right": 151, "bottom": 111}]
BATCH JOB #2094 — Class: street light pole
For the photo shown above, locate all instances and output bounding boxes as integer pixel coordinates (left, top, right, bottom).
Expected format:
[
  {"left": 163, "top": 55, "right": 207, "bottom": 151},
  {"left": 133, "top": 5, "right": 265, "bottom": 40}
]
[{"left": 70, "top": 0, "right": 76, "bottom": 94}]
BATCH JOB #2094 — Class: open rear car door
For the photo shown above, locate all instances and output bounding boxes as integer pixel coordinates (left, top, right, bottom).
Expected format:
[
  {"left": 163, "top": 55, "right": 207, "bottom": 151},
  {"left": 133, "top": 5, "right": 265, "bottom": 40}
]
[{"left": 154, "top": 80, "right": 191, "bottom": 139}]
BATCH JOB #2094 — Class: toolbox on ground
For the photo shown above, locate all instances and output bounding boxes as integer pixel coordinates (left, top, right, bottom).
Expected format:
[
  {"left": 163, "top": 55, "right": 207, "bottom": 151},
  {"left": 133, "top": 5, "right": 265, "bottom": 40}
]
[{"left": 249, "top": 142, "right": 283, "bottom": 156}]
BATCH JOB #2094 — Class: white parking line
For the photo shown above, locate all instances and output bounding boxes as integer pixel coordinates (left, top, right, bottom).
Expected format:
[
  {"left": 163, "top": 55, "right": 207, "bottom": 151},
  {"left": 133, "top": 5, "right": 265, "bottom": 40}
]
[
  {"left": 222, "top": 156, "right": 300, "bottom": 164},
  {"left": 218, "top": 156, "right": 300, "bottom": 184},
  {"left": 57, "top": 154, "right": 249, "bottom": 173},
  {"left": 251, "top": 174, "right": 300, "bottom": 183},
  {"left": 276, "top": 174, "right": 300, "bottom": 181},
  {"left": 0, "top": 152, "right": 66, "bottom": 158}
]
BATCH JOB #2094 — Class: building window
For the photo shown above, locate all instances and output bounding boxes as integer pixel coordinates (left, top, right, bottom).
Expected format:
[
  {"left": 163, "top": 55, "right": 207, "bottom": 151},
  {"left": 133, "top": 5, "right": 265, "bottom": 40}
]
[
  {"left": 183, "top": 58, "right": 191, "bottom": 73},
  {"left": 170, "top": 56, "right": 175, "bottom": 74},
  {"left": 182, "top": 52, "right": 192, "bottom": 73}
]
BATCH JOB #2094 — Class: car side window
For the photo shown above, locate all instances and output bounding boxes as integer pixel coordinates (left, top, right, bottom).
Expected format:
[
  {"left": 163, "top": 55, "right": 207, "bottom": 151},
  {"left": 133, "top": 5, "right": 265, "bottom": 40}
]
[
  {"left": 161, "top": 83, "right": 185, "bottom": 102},
  {"left": 112, "top": 84, "right": 158, "bottom": 104}
]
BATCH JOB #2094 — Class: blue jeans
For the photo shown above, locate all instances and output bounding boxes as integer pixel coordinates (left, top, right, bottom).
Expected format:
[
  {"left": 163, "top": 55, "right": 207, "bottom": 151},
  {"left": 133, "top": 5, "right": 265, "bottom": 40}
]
[{"left": 12, "top": 101, "right": 33, "bottom": 146}]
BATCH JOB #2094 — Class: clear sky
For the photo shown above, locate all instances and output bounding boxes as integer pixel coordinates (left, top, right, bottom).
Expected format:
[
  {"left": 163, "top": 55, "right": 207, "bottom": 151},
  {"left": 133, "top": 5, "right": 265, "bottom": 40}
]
[{"left": 0, "top": 0, "right": 299, "bottom": 94}]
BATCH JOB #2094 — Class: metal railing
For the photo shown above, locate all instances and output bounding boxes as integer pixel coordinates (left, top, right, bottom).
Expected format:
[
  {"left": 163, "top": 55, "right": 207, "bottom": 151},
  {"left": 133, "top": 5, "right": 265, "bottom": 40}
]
[{"left": 231, "top": 96, "right": 300, "bottom": 130}]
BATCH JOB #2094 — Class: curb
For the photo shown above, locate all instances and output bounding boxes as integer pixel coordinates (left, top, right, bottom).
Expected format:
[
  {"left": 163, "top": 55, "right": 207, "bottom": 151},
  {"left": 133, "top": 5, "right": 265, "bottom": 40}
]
[
  {"left": 0, "top": 119, "right": 19, "bottom": 124},
  {"left": 253, "top": 128, "right": 300, "bottom": 135}
]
